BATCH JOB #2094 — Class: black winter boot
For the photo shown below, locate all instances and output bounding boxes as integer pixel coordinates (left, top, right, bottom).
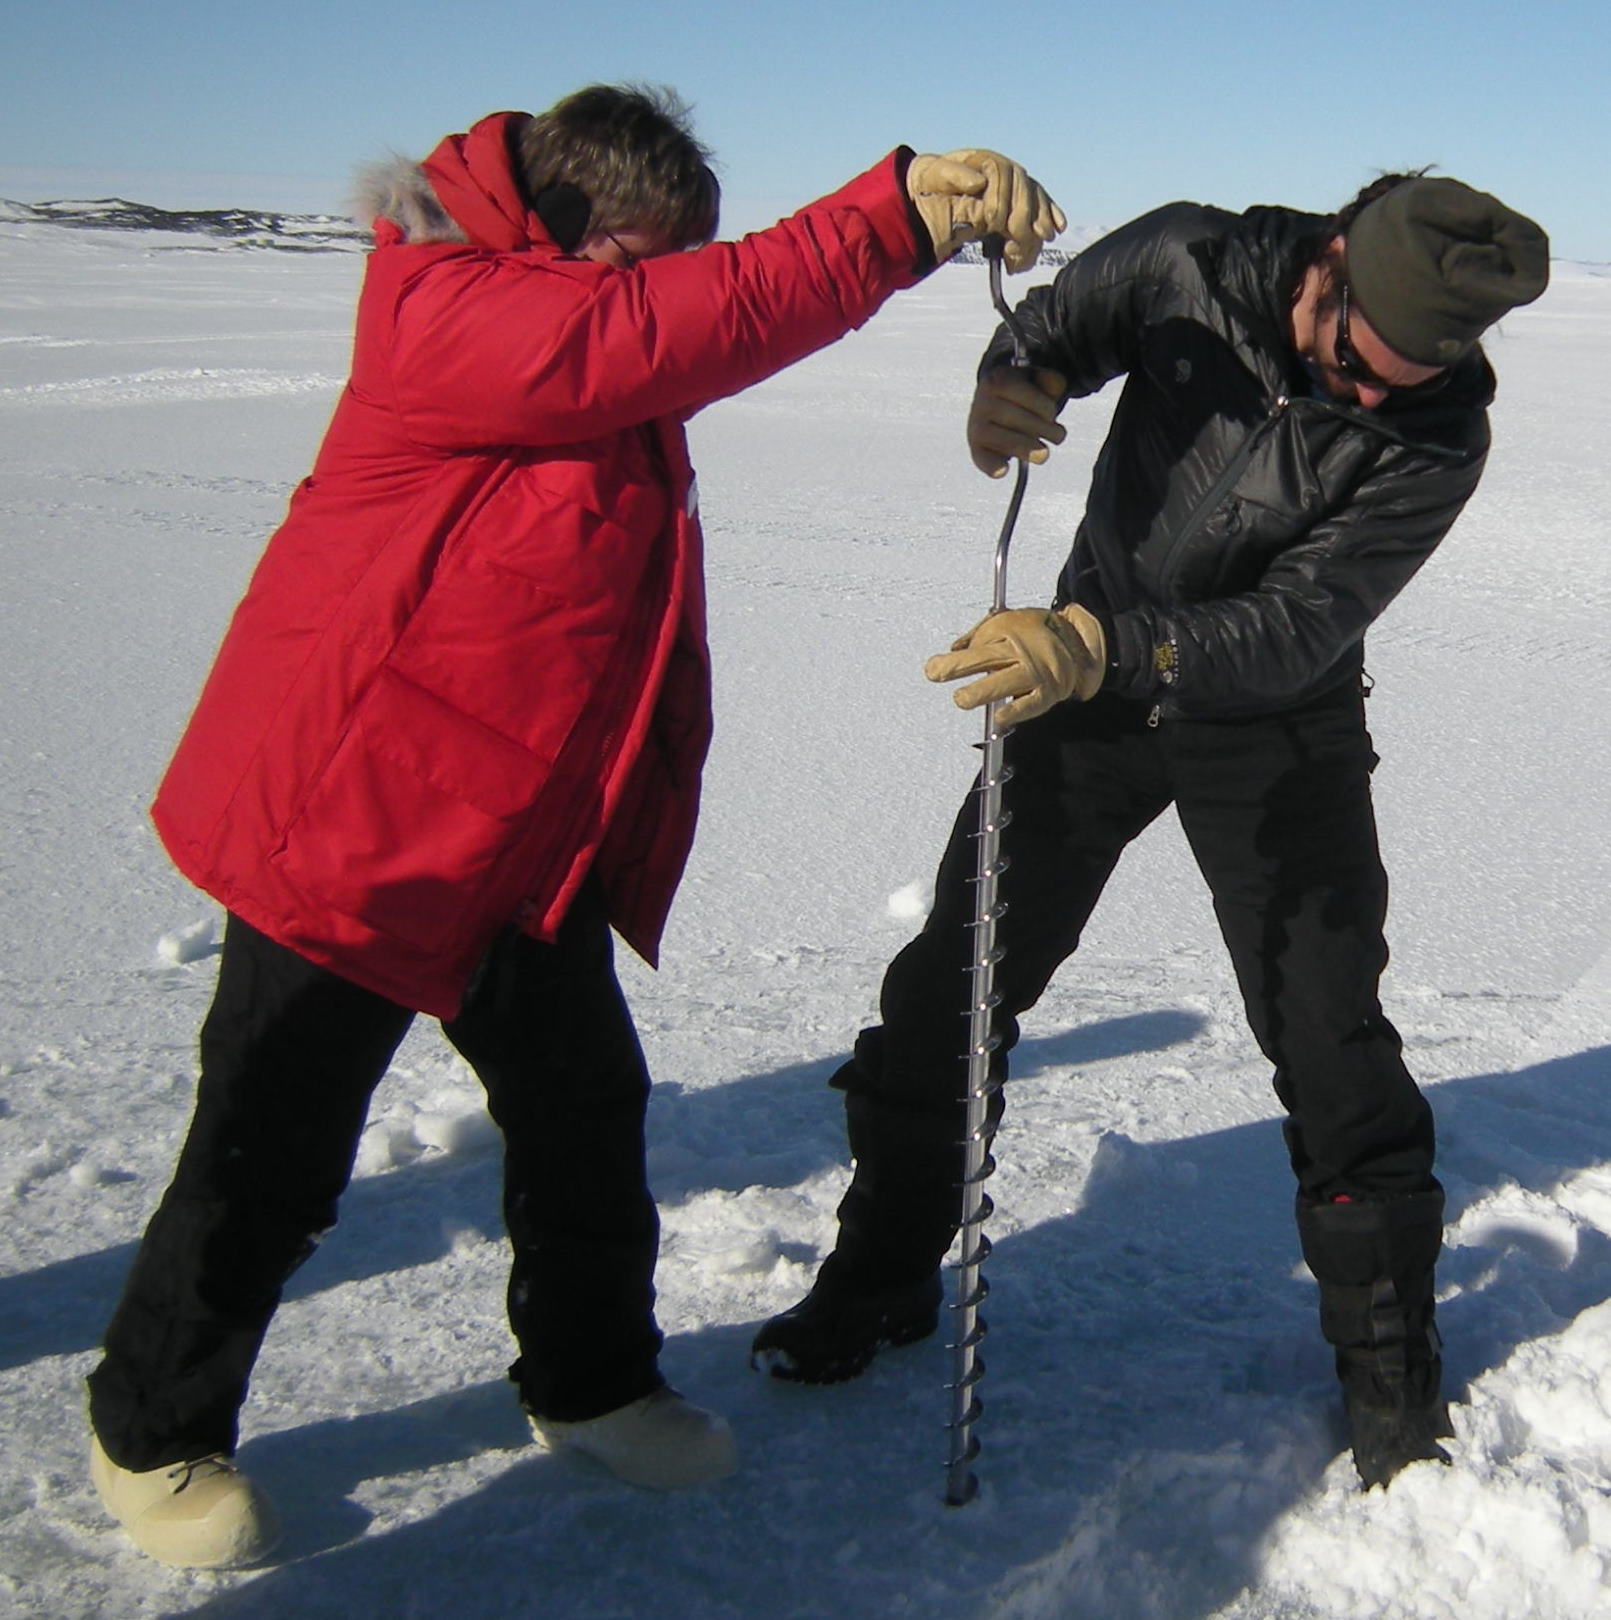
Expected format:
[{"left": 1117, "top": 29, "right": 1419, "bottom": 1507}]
[
  {"left": 1297, "top": 1188, "right": 1453, "bottom": 1489},
  {"left": 750, "top": 1266, "right": 943, "bottom": 1383},
  {"left": 751, "top": 1072, "right": 969, "bottom": 1383}
]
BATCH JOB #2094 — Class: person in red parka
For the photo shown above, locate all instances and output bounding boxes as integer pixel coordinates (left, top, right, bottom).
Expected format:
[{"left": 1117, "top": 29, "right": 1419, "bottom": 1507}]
[{"left": 83, "top": 83, "right": 1064, "bottom": 1568}]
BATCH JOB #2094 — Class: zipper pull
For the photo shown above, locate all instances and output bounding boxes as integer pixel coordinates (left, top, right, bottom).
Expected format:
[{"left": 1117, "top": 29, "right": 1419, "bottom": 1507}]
[{"left": 1147, "top": 705, "right": 1161, "bottom": 729}]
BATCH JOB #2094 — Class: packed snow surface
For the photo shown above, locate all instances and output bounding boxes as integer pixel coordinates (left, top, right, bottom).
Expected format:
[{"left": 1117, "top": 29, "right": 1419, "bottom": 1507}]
[{"left": 2, "top": 210, "right": 1609, "bottom": 1620}]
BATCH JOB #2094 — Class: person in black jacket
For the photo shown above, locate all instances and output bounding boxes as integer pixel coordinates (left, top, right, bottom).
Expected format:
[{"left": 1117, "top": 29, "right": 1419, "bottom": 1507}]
[{"left": 752, "top": 175, "right": 1549, "bottom": 1489}]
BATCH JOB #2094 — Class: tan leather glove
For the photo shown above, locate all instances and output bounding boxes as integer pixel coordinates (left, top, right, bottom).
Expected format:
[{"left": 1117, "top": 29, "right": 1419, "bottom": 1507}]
[
  {"left": 924, "top": 604, "right": 1106, "bottom": 726},
  {"left": 906, "top": 150, "right": 1065, "bottom": 271},
  {"left": 968, "top": 365, "right": 1069, "bottom": 477}
]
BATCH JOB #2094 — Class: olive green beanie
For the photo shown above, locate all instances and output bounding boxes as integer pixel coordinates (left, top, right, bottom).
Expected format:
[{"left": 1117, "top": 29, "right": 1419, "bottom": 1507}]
[{"left": 1345, "top": 178, "right": 1550, "bottom": 366}]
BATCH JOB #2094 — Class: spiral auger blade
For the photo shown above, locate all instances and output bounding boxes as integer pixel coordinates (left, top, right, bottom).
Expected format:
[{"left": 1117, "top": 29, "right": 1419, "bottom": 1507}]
[
  {"left": 943, "top": 699, "right": 1009, "bottom": 1506},
  {"left": 944, "top": 233, "right": 1031, "bottom": 1508}
]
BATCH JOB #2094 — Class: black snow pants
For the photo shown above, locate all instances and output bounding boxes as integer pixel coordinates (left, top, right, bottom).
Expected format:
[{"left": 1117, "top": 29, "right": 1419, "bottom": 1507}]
[
  {"left": 822, "top": 681, "right": 1440, "bottom": 1298},
  {"left": 88, "top": 878, "right": 665, "bottom": 1472}
]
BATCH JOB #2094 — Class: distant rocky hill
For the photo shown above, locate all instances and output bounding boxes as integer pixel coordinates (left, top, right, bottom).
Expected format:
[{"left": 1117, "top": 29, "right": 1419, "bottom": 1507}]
[
  {"left": 0, "top": 196, "right": 367, "bottom": 251},
  {"left": 951, "top": 226, "right": 1109, "bottom": 268},
  {"left": 0, "top": 196, "right": 1110, "bottom": 263}
]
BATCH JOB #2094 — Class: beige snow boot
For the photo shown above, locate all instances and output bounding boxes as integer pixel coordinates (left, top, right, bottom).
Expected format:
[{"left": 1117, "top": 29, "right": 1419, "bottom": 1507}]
[
  {"left": 528, "top": 1386, "right": 737, "bottom": 1490},
  {"left": 90, "top": 1435, "right": 280, "bottom": 1568}
]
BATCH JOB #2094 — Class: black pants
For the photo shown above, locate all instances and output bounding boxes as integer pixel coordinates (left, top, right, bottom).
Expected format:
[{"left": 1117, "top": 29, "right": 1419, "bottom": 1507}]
[
  {"left": 827, "top": 682, "right": 1438, "bottom": 1291},
  {"left": 88, "top": 880, "right": 664, "bottom": 1471}
]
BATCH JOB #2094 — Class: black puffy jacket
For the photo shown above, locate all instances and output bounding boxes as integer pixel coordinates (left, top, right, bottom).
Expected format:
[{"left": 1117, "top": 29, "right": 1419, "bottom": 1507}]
[{"left": 988, "top": 202, "right": 1493, "bottom": 719}]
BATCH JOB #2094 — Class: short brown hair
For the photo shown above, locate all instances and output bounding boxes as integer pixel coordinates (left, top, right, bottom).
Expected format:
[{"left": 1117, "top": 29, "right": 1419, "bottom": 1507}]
[{"left": 517, "top": 84, "right": 719, "bottom": 247}]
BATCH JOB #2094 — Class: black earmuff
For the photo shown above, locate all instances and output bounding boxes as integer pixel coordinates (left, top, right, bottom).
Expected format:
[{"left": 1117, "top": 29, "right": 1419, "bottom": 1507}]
[{"left": 533, "top": 183, "right": 591, "bottom": 253}]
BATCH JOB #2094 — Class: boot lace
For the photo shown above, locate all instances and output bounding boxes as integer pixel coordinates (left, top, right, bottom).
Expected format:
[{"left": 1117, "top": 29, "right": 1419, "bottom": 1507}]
[{"left": 164, "top": 1455, "right": 236, "bottom": 1494}]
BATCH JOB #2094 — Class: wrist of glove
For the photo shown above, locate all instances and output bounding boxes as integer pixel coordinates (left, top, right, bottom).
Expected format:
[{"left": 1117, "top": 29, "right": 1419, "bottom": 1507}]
[
  {"left": 924, "top": 604, "right": 1106, "bottom": 727},
  {"left": 905, "top": 149, "right": 1064, "bottom": 272}
]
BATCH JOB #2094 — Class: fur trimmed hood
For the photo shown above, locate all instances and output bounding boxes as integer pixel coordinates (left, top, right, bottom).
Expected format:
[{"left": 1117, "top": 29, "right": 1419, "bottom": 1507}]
[
  {"left": 350, "top": 112, "right": 552, "bottom": 252},
  {"left": 350, "top": 155, "right": 468, "bottom": 245}
]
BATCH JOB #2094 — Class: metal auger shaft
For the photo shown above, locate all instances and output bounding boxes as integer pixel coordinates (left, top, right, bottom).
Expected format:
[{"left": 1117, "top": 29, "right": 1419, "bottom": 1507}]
[{"left": 944, "top": 237, "right": 1032, "bottom": 1507}]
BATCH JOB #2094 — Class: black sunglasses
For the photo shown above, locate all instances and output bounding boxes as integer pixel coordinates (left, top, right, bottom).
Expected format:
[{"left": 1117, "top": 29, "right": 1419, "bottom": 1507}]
[{"left": 1335, "top": 281, "right": 1448, "bottom": 402}]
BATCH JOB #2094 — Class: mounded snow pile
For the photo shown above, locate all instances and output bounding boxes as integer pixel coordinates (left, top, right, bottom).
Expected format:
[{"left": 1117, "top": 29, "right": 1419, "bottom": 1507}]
[
  {"left": 885, "top": 879, "right": 932, "bottom": 922},
  {"left": 155, "top": 919, "right": 217, "bottom": 966}
]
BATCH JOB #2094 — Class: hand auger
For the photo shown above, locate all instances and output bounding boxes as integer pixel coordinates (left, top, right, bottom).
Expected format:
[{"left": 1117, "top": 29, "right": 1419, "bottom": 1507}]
[{"left": 944, "top": 234, "right": 1033, "bottom": 1508}]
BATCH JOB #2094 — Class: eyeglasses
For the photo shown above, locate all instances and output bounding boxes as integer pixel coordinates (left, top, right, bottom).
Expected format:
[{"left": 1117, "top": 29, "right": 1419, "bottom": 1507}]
[
  {"left": 600, "top": 230, "right": 708, "bottom": 267},
  {"left": 1334, "top": 280, "right": 1448, "bottom": 402},
  {"left": 603, "top": 230, "right": 641, "bottom": 269}
]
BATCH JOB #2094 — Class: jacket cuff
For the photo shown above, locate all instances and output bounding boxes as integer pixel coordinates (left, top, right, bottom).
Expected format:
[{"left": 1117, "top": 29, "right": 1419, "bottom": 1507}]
[
  {"left": 1104, "top": 611, "right": 1165, "bottom": 701},
  {"left": 893, "top": 147, "right": 939, "bottom": 277}
]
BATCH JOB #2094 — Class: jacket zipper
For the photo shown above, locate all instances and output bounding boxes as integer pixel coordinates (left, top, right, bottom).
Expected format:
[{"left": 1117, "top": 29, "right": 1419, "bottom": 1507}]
[
  {"left": 1142, "top": 392, "right": 1292, "bottom": 730},
  {"left": 1160, "top": 392, "right": 1291, "bottom": 599},
  {"left": 516, "top": 481, "right": 678, "bottom": 929},
  {"left": 1142, "top": 382, "right": 1469, "bottom": 727}
]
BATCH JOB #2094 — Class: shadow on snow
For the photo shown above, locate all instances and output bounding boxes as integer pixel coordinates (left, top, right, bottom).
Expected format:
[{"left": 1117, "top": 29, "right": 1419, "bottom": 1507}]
[
  {"left": 0, "top": 1009, "right": 1205, "bottom": 1374},
  {"left": 10, "top": 1027, "right": 1611, "bottom": 1618}
]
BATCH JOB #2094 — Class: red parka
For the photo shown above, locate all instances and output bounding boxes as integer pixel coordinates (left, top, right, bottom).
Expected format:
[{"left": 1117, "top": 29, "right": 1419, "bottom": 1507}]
[{"left": 153, "top": 114, "right": 925, "bottom": 1017}]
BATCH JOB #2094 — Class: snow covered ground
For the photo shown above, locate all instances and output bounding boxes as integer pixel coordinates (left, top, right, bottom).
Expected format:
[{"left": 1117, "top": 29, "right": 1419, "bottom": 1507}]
[{"left": 2, "top": 210, "right": 1609, "bottom": 1620}]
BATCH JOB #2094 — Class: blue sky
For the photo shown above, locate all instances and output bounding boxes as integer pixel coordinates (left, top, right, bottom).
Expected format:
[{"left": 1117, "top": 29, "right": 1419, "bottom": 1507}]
[{"left": 4, "top": 0, "right": 1605, "bottom": 259}]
